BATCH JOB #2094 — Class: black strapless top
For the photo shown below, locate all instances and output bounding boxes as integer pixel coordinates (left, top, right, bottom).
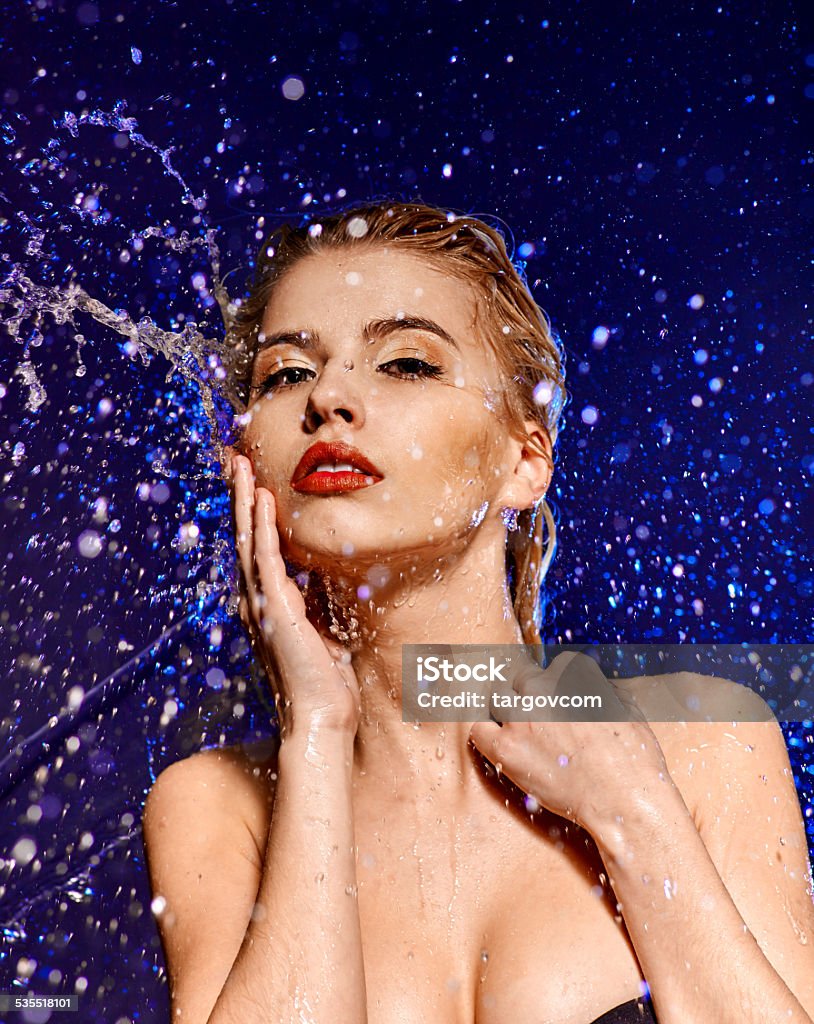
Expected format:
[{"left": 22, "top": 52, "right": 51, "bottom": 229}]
[{"left": 590, "top": 995, "right": 657, "bottom": 1022}]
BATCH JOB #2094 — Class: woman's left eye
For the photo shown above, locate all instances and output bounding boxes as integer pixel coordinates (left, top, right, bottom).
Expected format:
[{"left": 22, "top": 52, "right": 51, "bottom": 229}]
[
  {"left": 378, "top": 357, "right": 444, "bottom": 380},
  {"left": 253, "top": 366, "right": 316, "bottom": 393}
]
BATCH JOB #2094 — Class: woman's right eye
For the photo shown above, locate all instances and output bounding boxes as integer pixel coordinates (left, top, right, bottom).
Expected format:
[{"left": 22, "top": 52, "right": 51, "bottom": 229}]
[{"left": 253, "top": 366, "right": 316, "bottom": 393}]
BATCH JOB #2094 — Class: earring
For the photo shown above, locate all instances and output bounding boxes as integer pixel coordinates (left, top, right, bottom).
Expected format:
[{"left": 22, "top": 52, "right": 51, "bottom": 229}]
[
  {"left": 500, "top": 506, "right": 520, "bottom": 532},
  {"left": 323, "top": 575, "right": 361, "bottom": 645}
]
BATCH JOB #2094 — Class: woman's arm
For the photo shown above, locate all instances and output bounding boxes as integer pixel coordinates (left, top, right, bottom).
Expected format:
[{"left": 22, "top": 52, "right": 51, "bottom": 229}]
[
  {"left": 143, "top": 451, "right": 369, "bottom": 1023},
  {"left": 470, "top": 659, "right": 814, "bottom": 1024},
  {"left": 588, "top": 712, "right": 814, "bottom": 1024},
  {"left": 143, "top": 725, "right": 366, "bottom": 1024},
  {"left": 211, "top": 724, "right": 364, "bottom": 1024}
]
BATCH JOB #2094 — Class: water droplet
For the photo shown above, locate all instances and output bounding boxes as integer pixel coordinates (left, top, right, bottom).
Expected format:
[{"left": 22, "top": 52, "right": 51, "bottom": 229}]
[
  {"left": 281, "top": 75, "right": 305, "bottom": 101},
  {"left": 345, "top": 216, "right": 368, "bottom": 238},
  {"left": 77, "top": 530, "right": 103, "bottom": 559},
  {"left": 12, "top": 837, "right": 37, "bottom": 867}
]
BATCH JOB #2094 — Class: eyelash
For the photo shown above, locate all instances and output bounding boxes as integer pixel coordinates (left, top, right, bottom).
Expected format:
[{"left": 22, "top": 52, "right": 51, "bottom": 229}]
[{"left": 253, "top": 357, "right": 445, "bottom": 393}]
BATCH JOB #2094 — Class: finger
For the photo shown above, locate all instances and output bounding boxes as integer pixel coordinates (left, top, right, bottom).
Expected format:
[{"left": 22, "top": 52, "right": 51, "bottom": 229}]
[
  {"left": 319, "top": 630, "right": 355, "bottom": 666},
  {"left": 233, "top": 454, "right": 263, "bottom": 624},
  {"left": 487, "top": 676, "right": 512, "bottom": 723},
  {"left": 221, "top": 445, "right": 236, "bottom": 485},
  {"left": 469, "top": 720, "right": 504, "bottom": 761},
  {"left": 238, "top": 593, "right": 252, "bottom": 633},
  {"left": 510, "top": 656, "right": 554, "bottom": 698},
  {"left": 252, "top": 488, "right": 290, "bottom": 634},
  {"left": 252, "top": 488, "right": 319, "bottom": 664}
]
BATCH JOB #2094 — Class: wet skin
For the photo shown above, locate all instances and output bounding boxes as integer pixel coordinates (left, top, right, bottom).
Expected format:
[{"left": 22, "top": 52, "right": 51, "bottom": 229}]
[{"left": 143, "top": 247, "right": 814, "bottom": 1024}]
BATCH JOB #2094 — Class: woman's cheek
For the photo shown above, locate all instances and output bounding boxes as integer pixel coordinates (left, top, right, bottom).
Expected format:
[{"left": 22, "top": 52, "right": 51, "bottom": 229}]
[
  {"left": 426, "top": 435, "right": 499, "bottom": 524},
  {"left": 239, "top": 410, "right": 292, "bottom": 495}
]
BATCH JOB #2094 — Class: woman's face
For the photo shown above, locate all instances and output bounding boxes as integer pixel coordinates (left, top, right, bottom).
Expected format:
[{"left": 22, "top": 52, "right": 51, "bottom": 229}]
[{"left": 240, "top": 245, "right": 526, "bottom": 577}]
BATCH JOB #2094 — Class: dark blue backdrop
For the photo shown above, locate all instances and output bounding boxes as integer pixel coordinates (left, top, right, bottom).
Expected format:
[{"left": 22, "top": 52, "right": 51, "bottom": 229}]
[{"left": 1, "top": 2, "right": 812, "bottom": 1021}]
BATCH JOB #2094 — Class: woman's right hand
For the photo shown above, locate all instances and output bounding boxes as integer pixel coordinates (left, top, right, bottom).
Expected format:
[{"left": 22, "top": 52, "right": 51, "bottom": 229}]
[{"left": 226, "top": 451, "right": 362, "bottom": 739}]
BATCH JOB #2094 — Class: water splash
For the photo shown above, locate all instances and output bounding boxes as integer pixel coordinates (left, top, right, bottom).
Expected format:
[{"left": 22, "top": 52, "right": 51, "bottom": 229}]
[
  {"left": 1, "top": 265, "right": 243, "bottom": 440},
  {"left": 54, "top": 102, "right": 208, "bottom": 212},
  {"left": 0, "top": 104, "right": 267, "bottom": 947}
]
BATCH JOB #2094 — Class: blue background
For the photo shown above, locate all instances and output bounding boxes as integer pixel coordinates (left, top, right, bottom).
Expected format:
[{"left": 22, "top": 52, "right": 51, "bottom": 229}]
[{"left": 1, "top": 2, "right": 812, "bottom": 1021}]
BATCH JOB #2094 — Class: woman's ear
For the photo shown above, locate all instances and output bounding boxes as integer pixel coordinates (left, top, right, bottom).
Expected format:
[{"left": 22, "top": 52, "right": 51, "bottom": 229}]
[{"left": 501, "top": 421, "right": 553, "bottom": 511}]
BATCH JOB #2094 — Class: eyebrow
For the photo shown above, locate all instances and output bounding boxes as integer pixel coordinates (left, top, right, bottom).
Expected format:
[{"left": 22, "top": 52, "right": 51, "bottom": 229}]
[{"left": 255, "top": 315, "right": 461, "bottom": 354}]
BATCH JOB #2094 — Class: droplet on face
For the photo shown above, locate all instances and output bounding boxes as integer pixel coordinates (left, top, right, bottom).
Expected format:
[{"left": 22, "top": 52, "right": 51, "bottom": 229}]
[
  {"left": 470, "top": 501, "right": 489, "bottom": 528},
  {"left": 482, "top": 389, "right": 498, "bottom": 412}
]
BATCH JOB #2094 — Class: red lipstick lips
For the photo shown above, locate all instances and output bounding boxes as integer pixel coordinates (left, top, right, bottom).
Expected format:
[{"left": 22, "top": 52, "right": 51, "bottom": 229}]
[{"left": 291, "top": 440, "right": 384, "bottom": 494}]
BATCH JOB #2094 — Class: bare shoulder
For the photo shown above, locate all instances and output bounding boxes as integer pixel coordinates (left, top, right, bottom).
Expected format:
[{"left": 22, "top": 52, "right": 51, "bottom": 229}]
[
  {"left": 614, "top": 668, "right": 775, "bottom": 728},
  {"left": 146, "top": 738, "right": 279, "bottom": 811},
  {"left": 618, "top": 671, "right": 814, "bottom": 1014},
  {"left": 145, "top": 737, "right": 279, "bottom": 864},
  {"left": 613, "top": 671, "right": 780, "bottom": 792},
  {"left": 141, "top": 738, "right": 280, "bottom": 1022},
  {"left": 615, "top": 670, "right": 795, "bottom": 835}
]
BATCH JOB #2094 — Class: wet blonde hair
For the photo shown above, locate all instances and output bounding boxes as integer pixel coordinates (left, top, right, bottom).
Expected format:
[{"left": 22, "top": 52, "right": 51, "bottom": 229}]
[{"left": 227, "top": 198, "right": 568, "bottom": 644}]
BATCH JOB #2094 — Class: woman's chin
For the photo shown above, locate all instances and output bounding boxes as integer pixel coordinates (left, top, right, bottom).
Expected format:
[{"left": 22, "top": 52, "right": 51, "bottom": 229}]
[
  {"left": 279, "top": 531, "right": 392, "bottom": 575},
  {"left": 278, "top": 527, "right": 453, "bottom": 580}
]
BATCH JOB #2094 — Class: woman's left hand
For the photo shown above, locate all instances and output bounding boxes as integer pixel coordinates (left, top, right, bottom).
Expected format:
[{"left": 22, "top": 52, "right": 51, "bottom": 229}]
[{"left": 468, "top": 651, "right": 675, "bottom": 834}]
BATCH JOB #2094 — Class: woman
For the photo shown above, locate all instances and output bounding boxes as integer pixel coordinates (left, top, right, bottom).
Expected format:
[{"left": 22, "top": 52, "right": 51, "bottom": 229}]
[{"left": 142, "top": 200, "right": 814, "bottom": 1024}]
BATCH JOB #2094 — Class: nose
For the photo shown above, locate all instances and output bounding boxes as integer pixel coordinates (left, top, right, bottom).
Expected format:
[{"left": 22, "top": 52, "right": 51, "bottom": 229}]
[{"left": 302, "top": 357, "right": 365, "bottom": 433}]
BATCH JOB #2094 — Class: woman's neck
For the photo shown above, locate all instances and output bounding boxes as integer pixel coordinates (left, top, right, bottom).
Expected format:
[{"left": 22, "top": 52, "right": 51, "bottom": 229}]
[{"left": 315, "top": 534, "right": 529, "bottom": 793}]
